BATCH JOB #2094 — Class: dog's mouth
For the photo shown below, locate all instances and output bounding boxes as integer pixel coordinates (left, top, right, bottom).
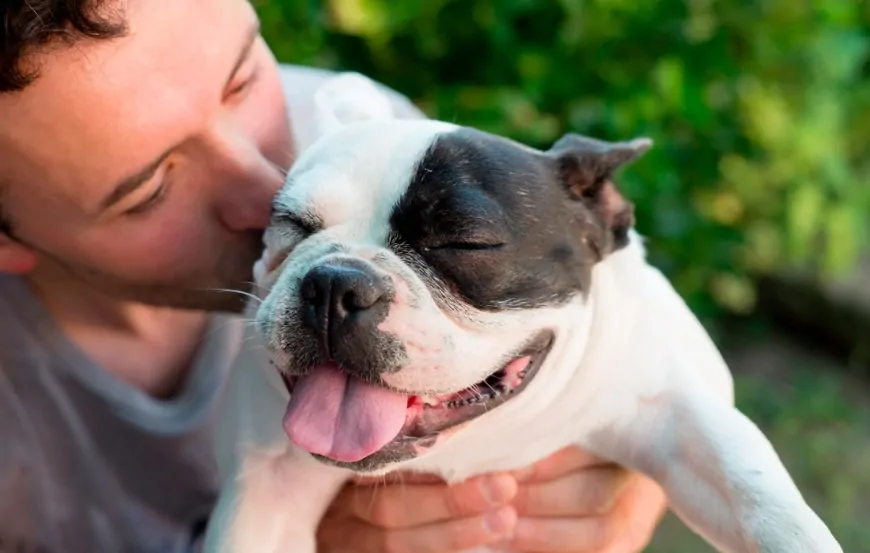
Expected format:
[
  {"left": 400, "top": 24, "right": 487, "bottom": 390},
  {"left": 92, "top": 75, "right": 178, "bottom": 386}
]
[
  {"left": 399, "top": 333, "right": 552, "bottom": 439},
  {"left": 279, "top": 331, "right": 553, "bottom": 470}
]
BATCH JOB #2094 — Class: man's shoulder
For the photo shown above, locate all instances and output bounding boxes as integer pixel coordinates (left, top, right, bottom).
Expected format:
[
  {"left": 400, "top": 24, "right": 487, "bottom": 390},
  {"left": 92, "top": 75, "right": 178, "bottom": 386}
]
[{"left": 277, "top": 64, "right": 425, "bottom": 151}]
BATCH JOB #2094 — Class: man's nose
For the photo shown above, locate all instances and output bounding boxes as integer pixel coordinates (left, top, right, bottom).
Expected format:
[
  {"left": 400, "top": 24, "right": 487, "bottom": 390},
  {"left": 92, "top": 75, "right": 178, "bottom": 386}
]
[
  {"left": 300, "top": 259, "right": 395, "bottom": 361},
  {"left": 208, "top": 123, "right": 288, "bottom": 232}
]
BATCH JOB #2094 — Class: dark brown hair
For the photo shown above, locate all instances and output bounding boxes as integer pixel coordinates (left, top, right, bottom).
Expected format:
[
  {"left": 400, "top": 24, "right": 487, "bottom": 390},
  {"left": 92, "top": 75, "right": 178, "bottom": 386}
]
[
  {"left": 1, "top": 0, "right": 127, "bottom": 93},
  {"left": 1, "top": 1, "right": 127, "bottom": 233}
]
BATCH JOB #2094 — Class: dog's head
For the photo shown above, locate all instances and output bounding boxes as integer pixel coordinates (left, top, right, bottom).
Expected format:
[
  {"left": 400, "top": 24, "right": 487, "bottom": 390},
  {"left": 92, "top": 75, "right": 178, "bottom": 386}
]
[{"left": 253, "top": 73, "right": 651, "bottom": 473}]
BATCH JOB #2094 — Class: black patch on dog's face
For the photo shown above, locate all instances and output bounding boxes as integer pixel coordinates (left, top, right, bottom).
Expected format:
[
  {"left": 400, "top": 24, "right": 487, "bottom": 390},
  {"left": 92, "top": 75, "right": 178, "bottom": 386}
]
[{"left": 390, "top": 127, "right": 649, "bottom": 311}]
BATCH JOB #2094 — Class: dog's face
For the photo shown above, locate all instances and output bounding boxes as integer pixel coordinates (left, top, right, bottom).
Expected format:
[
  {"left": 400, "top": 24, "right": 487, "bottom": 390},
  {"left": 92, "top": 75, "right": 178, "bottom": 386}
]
[{"left": 252, "top": 74, "right": 651, "bottom": 473}]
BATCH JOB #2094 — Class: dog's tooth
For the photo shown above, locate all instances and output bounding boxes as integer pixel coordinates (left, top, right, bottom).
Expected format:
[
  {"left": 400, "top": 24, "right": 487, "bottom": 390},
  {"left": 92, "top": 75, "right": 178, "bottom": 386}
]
[{"left": 422, "top": 395, "right": 441, "bottom": 407}]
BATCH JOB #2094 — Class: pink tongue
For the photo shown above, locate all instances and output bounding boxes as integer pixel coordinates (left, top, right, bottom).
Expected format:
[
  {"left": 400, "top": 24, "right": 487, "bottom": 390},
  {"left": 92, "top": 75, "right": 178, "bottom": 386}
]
[{"left": 283, "top": 363, "right": 409, "bottom": 462}]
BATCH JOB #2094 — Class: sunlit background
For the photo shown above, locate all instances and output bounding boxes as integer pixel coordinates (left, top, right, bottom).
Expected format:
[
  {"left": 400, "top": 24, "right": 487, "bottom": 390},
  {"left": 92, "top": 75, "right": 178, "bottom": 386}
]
[{"left": 254, "top": 1, "right": 870, "bottom": 550}]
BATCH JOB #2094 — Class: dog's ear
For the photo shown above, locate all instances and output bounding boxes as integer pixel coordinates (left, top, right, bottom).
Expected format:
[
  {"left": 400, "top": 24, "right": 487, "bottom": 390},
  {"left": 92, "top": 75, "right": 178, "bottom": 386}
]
[
  {"left": 546, "top": 133, "right": 652, "bottom": 250},
  {"left": 314, "top": 72, "right": 395, "bottom": 136}
]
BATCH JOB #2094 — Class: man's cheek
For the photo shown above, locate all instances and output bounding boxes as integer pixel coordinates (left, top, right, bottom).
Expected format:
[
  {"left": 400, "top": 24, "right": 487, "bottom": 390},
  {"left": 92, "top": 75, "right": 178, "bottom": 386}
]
[{"left": 99, "top": 234, "right": 204, "bottom": 278}]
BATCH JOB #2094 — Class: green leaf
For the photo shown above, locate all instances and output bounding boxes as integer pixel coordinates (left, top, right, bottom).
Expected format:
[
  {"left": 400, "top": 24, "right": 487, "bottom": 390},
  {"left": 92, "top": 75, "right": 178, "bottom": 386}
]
[
  {"left": 823, "top": 204, "right": 860, "bottom": 276},
  {"left": 787, "top": 184, "right": 826, "bottom": 266}
]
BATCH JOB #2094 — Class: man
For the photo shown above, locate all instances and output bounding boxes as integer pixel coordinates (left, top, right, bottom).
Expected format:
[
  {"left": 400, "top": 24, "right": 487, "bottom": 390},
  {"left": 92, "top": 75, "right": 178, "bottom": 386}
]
[{"left": 0, "top": 1, "right": 667, "bottom": 552}]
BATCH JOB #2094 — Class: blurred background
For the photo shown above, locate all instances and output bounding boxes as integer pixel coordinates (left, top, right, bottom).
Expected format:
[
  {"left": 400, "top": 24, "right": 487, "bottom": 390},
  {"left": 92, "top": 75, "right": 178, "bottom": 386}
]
[{"left": 254, "top": 1, "right": 870, "bottom": 550}]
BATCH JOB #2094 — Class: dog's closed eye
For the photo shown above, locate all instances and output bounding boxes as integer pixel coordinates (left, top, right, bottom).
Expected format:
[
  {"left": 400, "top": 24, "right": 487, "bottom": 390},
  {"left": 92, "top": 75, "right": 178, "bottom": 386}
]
[
  {"left": 264, "top": 210, "right": 322, "bottom": 273},
  {"left": 271, "top": 210, "right": 321, "bottom": 236},
  {"left": 423, "top": 237, "right": 506, "bottom": 252}
]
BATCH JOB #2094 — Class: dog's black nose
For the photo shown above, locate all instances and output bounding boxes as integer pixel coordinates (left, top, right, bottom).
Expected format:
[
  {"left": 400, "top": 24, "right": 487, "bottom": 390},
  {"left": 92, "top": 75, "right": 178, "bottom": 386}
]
[{"left": 300, "top": 259, "right": 394, "bottom": 357}]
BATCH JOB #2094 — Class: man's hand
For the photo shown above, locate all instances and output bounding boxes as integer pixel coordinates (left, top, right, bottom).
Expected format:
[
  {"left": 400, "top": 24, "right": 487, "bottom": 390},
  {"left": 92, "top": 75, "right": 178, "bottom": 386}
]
[
  {"left": 504, "top": 447, "right": 667, "bottom": 552},
  {"left": 317, "top": 471, "right": 519, "bottom": 552},
  {"left": 316, "top": 446, "right": 668, "bottom": 553}
]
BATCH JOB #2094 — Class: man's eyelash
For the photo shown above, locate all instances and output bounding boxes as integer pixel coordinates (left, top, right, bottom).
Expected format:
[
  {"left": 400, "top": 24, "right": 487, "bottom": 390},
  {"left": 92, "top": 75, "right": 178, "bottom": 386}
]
[
  {"left": 124, "top": 184, "right": 168, "bottom": 216},
  {"left": 228, "top": 66, "right": 259, "bottom": 96}
]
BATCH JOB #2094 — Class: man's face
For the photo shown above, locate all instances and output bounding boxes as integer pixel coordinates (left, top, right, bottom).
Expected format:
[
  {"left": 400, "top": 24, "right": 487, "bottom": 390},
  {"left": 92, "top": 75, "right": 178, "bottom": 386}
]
[{"left": 0, "top": 0, "right": 292, "bottom": 311}]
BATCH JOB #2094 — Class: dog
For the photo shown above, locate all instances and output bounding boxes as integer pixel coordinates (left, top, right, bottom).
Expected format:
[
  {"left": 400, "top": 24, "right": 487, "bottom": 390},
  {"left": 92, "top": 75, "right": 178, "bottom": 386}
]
[{"left": 203, "top": 73, "right": 843, "bottom": 553}]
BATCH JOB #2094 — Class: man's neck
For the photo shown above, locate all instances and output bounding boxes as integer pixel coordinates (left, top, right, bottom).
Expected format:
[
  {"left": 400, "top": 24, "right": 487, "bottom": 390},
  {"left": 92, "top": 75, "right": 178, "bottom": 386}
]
[{"left": 26, "top": 266, "right": 210, "bottom": 399}]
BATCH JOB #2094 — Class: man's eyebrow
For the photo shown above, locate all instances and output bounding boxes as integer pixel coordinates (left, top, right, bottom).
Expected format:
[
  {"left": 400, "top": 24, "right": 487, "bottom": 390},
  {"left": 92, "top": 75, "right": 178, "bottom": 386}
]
[
  {"left": 224, "top": 20, "right": 261, "bottom": 92},
  {"left": 99, "top": 149, "right": 173, "bottom": 212}
]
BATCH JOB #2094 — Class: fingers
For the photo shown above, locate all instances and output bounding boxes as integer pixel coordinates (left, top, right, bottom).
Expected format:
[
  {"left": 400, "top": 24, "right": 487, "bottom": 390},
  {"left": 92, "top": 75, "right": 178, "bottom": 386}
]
[
  {"left": 603, "top": 474, "right": 667, "bottom": 553},
  {"left": 512, "top": 465, "right": 632, "bottom": 517},
  {"left": 509, "top": 473, "right": 668, "bottom": 553},
  {"left": 511, "top": 446, "right": 608, "bottom": 483},
  {"left": 318, "top": 506, "right": 518, "bottom": 553},
  {"left": 510, "top": 516, "right": 618, "bottom": 553},
  {"left": 333, "top": 473, "right": 518, "bottom": 529}
]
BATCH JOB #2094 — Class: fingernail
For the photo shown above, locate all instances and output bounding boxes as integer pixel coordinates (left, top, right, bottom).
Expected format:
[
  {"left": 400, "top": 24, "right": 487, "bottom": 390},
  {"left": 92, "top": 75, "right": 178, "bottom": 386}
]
[
  {"left": 481, "top": 475, "right": 516, "bottom": 506},
  {"left": 484, "top": 507, "right": 517, "bottom": 537}
]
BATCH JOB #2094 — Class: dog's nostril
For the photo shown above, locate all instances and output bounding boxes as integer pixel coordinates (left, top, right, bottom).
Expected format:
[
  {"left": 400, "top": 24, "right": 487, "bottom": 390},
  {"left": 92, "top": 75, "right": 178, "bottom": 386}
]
[
  {"left": 299, "top": 262, "right": 394, "bottom": 342},
  {"left": 340, "top": 277, "right": 387, "bottom": 312},
  {"left": 300, "top": 278, "right": 319, "bottom": 302},
  {"left": 341, "top": 288, "right": 362, "bottom": 312}
]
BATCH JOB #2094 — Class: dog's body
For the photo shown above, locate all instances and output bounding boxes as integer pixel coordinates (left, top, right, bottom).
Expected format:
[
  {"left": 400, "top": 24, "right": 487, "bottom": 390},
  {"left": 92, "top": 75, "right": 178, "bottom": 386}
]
[{"left": 203, "top": 74, "right": 842, "bottom": 553}]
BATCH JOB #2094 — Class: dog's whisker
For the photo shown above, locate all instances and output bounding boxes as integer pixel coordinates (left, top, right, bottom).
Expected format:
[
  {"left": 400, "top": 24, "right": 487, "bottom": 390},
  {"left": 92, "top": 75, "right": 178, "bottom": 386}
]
[
  {"left": 197, "top": 287, "right": 264, "bottom": 305},
  {"left": 196, "top": 316, "right": 264, "bottom": 344},
  {"left": 243, "top": 280, "right": 271, "bottom": 294}
]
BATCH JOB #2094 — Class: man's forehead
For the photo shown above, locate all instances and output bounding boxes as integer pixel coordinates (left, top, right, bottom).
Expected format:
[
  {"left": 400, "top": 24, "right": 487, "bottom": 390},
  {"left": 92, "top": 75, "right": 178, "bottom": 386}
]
[{"left": 0, "top": 0, "right": 255, "bottom": 207}]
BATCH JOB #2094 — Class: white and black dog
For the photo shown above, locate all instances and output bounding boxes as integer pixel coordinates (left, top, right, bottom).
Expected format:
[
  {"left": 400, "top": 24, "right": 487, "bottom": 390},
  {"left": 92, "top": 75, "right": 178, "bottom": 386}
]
[{"left": 204, "top": 73, "right": 842, "bottom": 553}]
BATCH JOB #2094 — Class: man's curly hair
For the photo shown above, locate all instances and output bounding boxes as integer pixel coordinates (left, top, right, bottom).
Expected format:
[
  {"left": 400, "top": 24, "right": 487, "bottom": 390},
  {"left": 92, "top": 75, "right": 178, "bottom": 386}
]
[{"left": 1, "top": 0, "right": 127, "bottom": 93}]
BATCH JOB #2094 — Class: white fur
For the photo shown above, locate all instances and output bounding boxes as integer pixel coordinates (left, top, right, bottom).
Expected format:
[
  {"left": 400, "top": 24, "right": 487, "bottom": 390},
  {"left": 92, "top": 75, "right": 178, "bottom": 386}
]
[
  {"left": 313, "top": 71, "right": 397, "bottom": 137},
  {"left": 204, "top": 74, "right": 842, "bottom": 553}
]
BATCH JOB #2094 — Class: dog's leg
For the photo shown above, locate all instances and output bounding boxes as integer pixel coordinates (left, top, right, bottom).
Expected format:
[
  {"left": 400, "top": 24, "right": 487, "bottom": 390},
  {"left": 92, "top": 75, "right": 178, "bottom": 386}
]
[
  {"left": 204, "top": 446, "right": 348, "bottom": 553},
  {"left": 572, "top": 254, "right": 842, "bottom": 552},
  {"left": 204, "top": 319, "right": 351, "bottom": 553},
  {"left": 583, "top": 386, "right": 841, "bottom": 553}
]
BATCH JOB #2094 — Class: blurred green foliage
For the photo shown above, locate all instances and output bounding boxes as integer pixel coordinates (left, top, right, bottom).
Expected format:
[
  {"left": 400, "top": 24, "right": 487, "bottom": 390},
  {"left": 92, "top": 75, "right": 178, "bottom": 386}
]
[{"left": 255, "top": 0, "right": 870, "bottom": 321}]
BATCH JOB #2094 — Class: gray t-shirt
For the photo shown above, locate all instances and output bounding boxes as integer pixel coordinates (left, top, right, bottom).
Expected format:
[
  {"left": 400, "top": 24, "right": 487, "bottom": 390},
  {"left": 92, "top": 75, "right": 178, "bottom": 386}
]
[
  {"left": 0, "top": 274, "right": 244, "bottom": 553},
  {"left": 0, "top": 65, "right": 423, "bottom": 553}
]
